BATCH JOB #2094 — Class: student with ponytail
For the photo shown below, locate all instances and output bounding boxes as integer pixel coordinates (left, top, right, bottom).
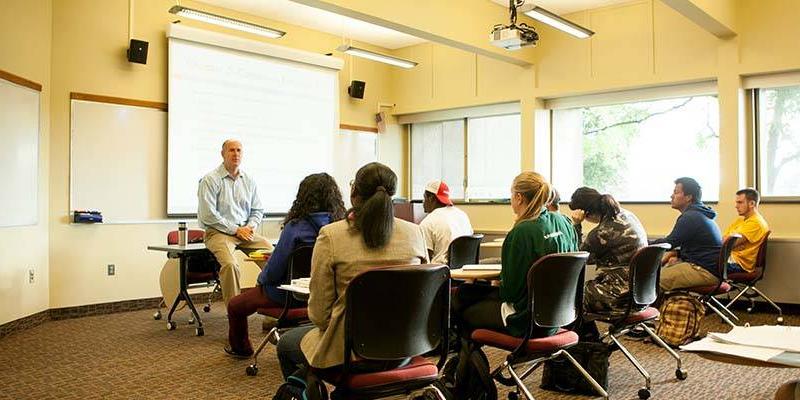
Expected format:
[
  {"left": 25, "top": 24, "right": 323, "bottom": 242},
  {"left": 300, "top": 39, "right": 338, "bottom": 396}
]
[
  {"left": 453, "top": 172, "right": 578, "bottom": 339},
  {"left": 276, "top": 162, "right": 428, "bottom": 378},
  {"left": 569, "top": 187, "right": 647, "bottom": 317}
]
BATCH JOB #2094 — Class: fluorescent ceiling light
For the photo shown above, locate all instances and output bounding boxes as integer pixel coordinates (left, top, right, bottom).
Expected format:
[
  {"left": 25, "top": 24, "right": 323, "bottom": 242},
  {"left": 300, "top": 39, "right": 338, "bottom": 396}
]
[
  {"left": 336, "top": 45, "right": 417, "bottom": 69},
  {"left": 523, "top": 6, "right": 594, "bottom": 39},
  {"left": 169, "top": 5, "right": 285, "bottom": 39}
]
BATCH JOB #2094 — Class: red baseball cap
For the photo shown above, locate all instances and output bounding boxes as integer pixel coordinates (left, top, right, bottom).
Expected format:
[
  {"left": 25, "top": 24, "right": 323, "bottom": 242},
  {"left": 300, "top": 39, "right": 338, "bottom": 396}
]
[{"left": 425, "top": 180, "right": 453, "bottom": 205}]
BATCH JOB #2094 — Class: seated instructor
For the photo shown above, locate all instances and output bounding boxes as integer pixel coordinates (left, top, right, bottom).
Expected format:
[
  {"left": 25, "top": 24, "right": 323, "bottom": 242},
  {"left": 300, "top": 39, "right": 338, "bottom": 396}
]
[
  {"left": 653, "top": 177, "right": 721, "bottom": 291},
  {"left": 419, "top": 180, "right": 473, "bottom": 264},
  {"left": 198, "top": 139, "right": 273, "bottom": 306},
  {"left": 722, "top": 188, "right": 769, "bottom": 273}
]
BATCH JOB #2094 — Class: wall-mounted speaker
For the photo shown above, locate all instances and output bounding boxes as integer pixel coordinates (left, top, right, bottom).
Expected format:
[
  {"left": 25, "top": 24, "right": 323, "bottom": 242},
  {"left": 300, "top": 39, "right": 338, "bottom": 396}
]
[
  {"left": 348, "top": 80, "right": 366, "bottom": 99},
  {"left": 127, "top": 39, "right": 149, "bottom": 64}
]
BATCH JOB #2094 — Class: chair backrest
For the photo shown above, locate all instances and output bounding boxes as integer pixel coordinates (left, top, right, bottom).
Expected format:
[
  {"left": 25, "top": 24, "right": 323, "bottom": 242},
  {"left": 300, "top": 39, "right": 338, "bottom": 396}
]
[
  {"left": 166, "top": 229, "right": 205, "bottom": 245},
  {"left": 717, "top": 234, "right": 741, "bottom": 281},
  {"left": 447, "top": 234, "right": 485, "bottom": 269},
  {"left": 628, "top": 243, "right": 672, "bottom": 308},
  {"left": 343, "top": 264, "right": 450, "bottom": 371},
  {"left": 287, "top": 245, "right": 314, "bottom": 302},
  {"left": 528, "top": 252, "right": 589, "bottom": 331},
  {"left": 753, "top": 230, "right": 772, "bottom": 279}
]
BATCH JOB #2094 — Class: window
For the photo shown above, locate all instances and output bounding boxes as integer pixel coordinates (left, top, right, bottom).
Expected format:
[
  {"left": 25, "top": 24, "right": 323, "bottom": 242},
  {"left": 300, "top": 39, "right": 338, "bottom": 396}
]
[
  {"left": 411, "top": 120, "right": 465, "bottom": 200},
  {"left": 552, "top": 95, "right": 720, "bottom": 202},
  {"left": 466, "top": 114, "right": 521, "bottom": 199},
  {"left": 756, "top": 85, "right": 800, "bottom": 198},
  {"left": 410, "top": 113, "right": 520, "bottom": 201}
]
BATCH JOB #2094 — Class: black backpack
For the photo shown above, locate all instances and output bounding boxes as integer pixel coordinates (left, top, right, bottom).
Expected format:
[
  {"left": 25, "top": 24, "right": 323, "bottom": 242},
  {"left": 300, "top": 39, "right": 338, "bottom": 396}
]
[
  {"left": 443, "top": 342, "right": 497, "bottom": 400},
  {"left": 540, "top": 341, "right": 610, "bottom": 396},
  {"left": 272, "top": 371, "right": 327, "bottom": 400}
]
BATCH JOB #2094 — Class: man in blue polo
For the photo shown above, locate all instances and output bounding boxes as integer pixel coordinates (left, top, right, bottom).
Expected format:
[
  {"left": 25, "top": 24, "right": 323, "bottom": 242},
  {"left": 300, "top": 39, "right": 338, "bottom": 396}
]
[{"left": 653, "top": 177, "right": 722, "bottom": 291}]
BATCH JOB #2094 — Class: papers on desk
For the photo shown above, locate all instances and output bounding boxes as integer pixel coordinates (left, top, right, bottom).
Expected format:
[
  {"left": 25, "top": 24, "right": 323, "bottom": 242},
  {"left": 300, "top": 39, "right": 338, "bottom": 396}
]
[
  {"left": 681, "top": 325, "right": 800, "bottom": 367},
  {"left": 461, "top": 264, "right": 502, "bottom": 271},
  {"left": 279, "top": 280, "right": 310, "bottom": 295}
]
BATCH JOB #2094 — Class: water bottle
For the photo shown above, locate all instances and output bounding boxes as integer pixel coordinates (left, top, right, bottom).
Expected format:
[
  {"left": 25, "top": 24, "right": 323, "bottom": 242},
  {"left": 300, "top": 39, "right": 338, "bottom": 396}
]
[{"left": 178, "top": 222, "right": 187, "bottom": 246}]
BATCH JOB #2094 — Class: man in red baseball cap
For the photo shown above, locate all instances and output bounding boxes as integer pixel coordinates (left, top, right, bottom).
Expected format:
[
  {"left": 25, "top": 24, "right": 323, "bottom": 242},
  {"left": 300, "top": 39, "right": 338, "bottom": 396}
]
[{"left": 420, "top": 180, "right": 473, "bottom": 264}]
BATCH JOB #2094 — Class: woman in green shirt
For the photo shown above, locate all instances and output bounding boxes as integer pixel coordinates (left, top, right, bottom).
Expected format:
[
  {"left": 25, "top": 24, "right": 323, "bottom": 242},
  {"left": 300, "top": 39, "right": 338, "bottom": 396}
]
[{"left": 453, "top": 171, "right": 579, "bottom": 338}]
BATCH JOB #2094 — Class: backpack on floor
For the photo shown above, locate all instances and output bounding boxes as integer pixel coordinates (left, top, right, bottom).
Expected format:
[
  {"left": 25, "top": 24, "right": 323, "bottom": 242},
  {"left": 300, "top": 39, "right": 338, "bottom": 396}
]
[
  {"left": 446, "top": 342, "right": 497, "bottom": 400},
  {"left": 656, "top": 293, "right": 706, "bottom": 347},
  {"left": 540, "top": 341, "right": 610, "bottom": 396},
  {"left": 272, "top": 369, "right": 327, "bottom": 400}
]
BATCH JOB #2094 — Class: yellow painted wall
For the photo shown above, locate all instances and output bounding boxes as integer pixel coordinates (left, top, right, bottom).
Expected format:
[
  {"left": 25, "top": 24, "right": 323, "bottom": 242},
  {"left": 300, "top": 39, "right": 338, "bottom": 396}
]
[
  {"left": 47, "top": 0, "right": 399, "bottom": 308},
  {"left": 0, "top": 0, "right": 52, "bottom": 324},
  {"left": 389, "top": 0, "right": 800, "bottom": 240}
]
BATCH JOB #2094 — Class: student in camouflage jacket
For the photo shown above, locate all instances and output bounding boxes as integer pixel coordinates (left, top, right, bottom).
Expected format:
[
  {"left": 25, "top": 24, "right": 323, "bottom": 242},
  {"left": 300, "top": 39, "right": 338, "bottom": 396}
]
[{"left": 569, "top": 187, "right": 648, "bottom": 317}]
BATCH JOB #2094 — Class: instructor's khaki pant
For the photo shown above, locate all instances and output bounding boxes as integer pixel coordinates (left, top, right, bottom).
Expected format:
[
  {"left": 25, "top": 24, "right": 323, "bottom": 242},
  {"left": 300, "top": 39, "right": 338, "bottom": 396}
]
[
  {"left": 205, "top": 228, "right": 273, "bottom": 305},
  {"left": 659, "top": 261, "right": 718, "bottom": 292}
]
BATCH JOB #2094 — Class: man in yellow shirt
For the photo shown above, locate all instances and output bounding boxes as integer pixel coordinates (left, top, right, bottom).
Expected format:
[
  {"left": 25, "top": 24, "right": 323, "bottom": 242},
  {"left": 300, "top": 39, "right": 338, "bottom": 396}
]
[{"left": 723, "top": 188, "right": 769, "bottom": 273}]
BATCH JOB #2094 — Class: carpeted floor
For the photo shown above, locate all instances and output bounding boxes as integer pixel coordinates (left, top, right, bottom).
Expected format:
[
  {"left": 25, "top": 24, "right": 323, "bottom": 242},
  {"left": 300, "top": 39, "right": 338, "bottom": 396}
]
[{"left": 0, "top": 303, "right": 796, "bottom": 400}]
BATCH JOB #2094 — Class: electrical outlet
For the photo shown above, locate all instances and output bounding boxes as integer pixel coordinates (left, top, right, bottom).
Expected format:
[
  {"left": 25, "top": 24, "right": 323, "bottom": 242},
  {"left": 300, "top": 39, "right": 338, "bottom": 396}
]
[
  {"left": 28, "top": 269, "right": 35, "bottom": 284},
  {"left": 107, "top": 264, "right": 115, "bottom": 276}
]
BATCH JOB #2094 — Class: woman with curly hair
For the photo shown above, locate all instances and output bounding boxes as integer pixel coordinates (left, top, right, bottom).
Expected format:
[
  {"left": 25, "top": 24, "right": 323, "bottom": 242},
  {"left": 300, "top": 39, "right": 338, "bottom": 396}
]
[{"left": 225, "top": 172, "right": 345, "bottom": 358}]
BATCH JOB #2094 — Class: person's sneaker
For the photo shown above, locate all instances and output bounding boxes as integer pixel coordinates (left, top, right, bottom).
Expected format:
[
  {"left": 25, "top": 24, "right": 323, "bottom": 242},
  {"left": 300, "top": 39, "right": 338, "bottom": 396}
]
[
  {"left": 224, "top": 345, "right": 253, "bottom": 359},
  {"left": 624, "top": 326, "right": 650, "bottom": 340}
]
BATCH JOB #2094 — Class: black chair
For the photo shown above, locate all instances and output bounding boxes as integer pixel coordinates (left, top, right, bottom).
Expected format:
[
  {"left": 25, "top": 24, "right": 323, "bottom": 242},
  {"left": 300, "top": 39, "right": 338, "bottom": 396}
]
[
  {"left": 315, "top": 264, "right": 451, "bottom": 400},
  {"left": 586, "top": 243, "right": 686, "bottom": 400},
  {"left": 447, "top": 234, "right": 484, "bottom": 269},
  {"left": 246, "top": 245, "right": 314, "bottom": 376},
  {"left": 469, "top": 252, "right": 608, "bottom": 400},
  {"left": 723, "top": 231, "right": 784, "bottom": 324},
  {"left": 682, "top": 234, "right": 741, "bottom": 327}
]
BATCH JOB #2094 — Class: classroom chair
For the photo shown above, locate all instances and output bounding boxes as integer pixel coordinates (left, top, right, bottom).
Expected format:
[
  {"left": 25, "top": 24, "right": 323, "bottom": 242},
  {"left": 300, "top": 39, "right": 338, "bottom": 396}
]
[
  {"left": 447, "top": 234, "right": 485, "bottom": 269},
  {"left": 313, "top": 264, "right": 451, "bottom": 400},
  {"left": 585, "top": 243, "right": 686, "bottom": 400},
  {"left": 468, "top": 252, "right": 608, "bottom": 400},
  {"left": 153, "top": 229, "right": 221, "bottom": 326},
  {"left": 681, "top": 234, "right": 741, "bottom": 328},
  {"left": 246, "top": 245, "right": 314, "bottom": 376},
  {"left": 723, "top": 231, "right": 784, "bottom": 324}
]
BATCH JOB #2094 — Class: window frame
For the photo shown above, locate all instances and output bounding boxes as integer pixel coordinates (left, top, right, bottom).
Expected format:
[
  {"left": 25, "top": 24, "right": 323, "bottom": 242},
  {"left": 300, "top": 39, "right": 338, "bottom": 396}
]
[
  {"left": 408, "top": 112, "right": 521, "bottom": 203},
  {"left": 752, "top": 86, "right": 800, "bottom": 203}
]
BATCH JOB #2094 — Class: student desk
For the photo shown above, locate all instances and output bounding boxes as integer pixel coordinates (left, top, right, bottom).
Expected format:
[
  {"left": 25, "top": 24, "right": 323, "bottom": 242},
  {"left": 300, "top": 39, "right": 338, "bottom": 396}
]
[{"left": 148, "top": 243, "right": 212, "bottom": 336}]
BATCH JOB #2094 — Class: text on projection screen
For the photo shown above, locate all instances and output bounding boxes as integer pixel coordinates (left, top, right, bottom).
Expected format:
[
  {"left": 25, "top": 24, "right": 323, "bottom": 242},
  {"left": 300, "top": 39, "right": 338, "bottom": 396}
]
[{"left": 168, "top": 38, "right": 337, "bottom": 215}]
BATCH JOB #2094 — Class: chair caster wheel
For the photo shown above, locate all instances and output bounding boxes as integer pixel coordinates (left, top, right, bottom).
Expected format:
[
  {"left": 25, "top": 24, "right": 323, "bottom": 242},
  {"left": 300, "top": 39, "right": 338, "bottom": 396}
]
[
  {"left": 508, "top": 391, "right": 520, "bottom": 400},
  {"left": 153, "top": 311, "right": 162, "bottom": 320},
  {"left": 188, "top": 317, "right": 195, "bottom": 325},
  {"left": 676, "top": 368, "right": 688, "bottom": 380},
  {"left": 638, "top": 388, "right": 651, "bottom": 399},
  {"left": 777, "top": 316, "right": 784, "bottom": 325},
  {"left": 195, "top": 327, "right": 204, "bottom": 336},
  {"left": 203, "top": 305, "right": 211, "bottom": 312},
  {"left": 167, "top": 321, "right": 176, "bottom": 331},
  {"left": 246, "top": 365, "right": 258, "bottom": 376}
]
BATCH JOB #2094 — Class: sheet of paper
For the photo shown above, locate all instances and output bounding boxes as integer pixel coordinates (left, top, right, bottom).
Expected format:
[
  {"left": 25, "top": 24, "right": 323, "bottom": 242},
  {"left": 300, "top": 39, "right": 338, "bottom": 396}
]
[
  {"left": 278, "top": 284, "right": 310, "bottom": 295},
  {"left": 707, "top": 325, "right": 800, "bottom": 353},
  {"left": 681, "top": 337, "right": 800, "bottom": 367}
]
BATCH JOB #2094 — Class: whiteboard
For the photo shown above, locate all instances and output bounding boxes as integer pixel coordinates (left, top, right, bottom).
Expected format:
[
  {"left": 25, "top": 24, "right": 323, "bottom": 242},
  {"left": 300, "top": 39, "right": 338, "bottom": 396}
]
[
  {"left": 70, "top": 100, "right": 167, "bottom": 222},
  {"left": 333, "top": 130, "right": 378, "bottom": 208},
  {"left": 0, "top": 79, "right": 39, "bottom": 227}
]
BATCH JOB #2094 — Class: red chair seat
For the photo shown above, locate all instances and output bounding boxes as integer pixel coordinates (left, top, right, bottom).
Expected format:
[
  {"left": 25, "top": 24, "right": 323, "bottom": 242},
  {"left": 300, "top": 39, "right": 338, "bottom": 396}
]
[
  {"left": 728, "top": 269, "right": 761, "bottom": 283},
  {"left": 471, "top": 328, "right": 578, "bottom": 353},
  {"left": 186, "top": 271, "right": 216, "bottom": 283},
  {"left": 257, "top": 307, "right": 308, "bottom": 320},
  {"left": 321, "top": 356, "right": 438, "bottom": 389},
  {"left": 688, "top": 281, "right": 731, "bottom": 295},
  {"left": 621, "top": 307, "right": 659, "bottom": 325}
]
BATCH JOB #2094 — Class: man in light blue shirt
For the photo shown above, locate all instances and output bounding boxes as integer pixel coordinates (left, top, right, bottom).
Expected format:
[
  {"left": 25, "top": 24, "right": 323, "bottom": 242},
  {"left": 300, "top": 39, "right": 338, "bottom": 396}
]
[{"left": 199, "top": 139, "right": 273, "bottom": 305}]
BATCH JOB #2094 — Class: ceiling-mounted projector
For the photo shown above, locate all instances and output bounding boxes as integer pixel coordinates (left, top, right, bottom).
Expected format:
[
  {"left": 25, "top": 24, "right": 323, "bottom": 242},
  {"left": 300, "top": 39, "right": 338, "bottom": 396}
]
[
  {"left": 490, "top": 25, "right": 538, "bottom": 50},
  {"left": 490, "top": 0, "right": 539, "bottom": 50}
]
